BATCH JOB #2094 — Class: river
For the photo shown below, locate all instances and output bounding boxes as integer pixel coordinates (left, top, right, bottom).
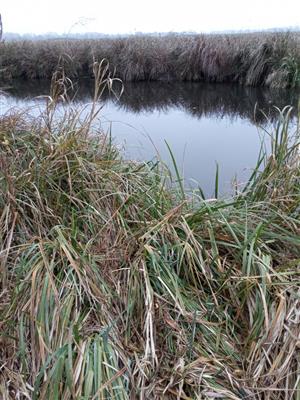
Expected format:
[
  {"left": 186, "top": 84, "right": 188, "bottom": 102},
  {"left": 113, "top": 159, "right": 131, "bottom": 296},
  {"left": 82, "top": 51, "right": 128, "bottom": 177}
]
[{"left": 1, "top": 80, "right": 299, "bottom": 197}]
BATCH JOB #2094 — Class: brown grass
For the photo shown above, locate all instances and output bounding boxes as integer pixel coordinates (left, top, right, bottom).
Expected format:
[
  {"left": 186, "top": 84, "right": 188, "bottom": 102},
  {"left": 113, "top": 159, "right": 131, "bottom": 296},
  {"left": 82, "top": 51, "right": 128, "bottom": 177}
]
[
  {"left": 0, "top": 32, "right": 299, "bottom": 87},
  {"left": 0, "top": 65, "right": 300, "bottom": 398}
]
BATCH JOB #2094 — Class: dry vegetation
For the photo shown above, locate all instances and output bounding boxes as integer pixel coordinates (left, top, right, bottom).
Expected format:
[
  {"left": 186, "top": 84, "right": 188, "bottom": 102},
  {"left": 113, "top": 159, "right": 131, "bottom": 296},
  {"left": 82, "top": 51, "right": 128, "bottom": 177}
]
[
  {"left": 0, "top": 63, "right": 300, "bottom": 399},
  {"left": 0, "top": 32, "right": 300, "bottom": 87}
]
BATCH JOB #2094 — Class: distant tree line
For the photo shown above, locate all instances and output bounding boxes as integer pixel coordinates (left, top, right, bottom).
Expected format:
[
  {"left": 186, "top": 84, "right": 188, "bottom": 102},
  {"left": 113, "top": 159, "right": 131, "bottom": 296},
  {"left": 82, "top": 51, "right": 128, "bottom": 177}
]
[{"left": 2, "top": 27, "right": 300, "bottom": 42}]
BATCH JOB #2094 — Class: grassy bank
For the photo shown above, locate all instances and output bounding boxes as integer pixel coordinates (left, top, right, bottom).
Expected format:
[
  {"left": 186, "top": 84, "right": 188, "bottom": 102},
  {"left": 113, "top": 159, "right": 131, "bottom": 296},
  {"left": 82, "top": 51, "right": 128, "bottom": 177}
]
[
  {"left": 1, "top": 32, "right": 300, "bottom": 87},
  {"left": 1, "top": 67, "right": 300, "bottom": 399}
]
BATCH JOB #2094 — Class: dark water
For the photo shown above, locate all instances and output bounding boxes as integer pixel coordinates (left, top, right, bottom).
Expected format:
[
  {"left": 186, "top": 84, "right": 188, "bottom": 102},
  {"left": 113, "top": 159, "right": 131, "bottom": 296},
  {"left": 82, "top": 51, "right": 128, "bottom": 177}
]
[{"left": 1, "top": 80, "right": 299, "bottom": 197}]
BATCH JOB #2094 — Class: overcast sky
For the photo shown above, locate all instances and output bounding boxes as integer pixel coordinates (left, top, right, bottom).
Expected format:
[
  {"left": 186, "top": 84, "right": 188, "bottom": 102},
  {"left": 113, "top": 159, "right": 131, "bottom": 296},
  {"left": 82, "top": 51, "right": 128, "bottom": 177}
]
[{"left": 1, "top": 0, "right": 299, "bottom": 35}]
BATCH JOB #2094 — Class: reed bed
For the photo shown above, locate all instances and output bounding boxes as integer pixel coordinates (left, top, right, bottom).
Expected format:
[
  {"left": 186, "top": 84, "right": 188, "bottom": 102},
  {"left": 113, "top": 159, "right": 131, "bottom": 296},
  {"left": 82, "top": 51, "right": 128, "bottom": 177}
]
[
  {"left": 0, "top": 31, "right": 300, "bottom": 87},
  {"left": 0, "top": 64, "right": 300, "bottom": 399}
]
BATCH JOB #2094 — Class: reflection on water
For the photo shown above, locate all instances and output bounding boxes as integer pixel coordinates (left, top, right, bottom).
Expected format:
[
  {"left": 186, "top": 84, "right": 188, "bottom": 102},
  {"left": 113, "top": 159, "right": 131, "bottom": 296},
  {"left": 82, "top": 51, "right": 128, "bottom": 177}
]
[
  {"left": 1, "top": 80, "right": 299, "bottom": 196},
  {"left": 4, "top": 80, "right": 300, "bottom": 123}
]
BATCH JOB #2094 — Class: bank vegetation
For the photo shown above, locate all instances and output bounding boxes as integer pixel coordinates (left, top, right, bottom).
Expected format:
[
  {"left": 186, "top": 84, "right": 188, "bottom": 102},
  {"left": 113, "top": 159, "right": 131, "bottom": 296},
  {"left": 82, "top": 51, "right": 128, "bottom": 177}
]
[
  {"left": 0, "top": 64, "right": 300, "bottom": 398},
  {"left": 0, "top": 32, "right": 300, "bottom": 88}
]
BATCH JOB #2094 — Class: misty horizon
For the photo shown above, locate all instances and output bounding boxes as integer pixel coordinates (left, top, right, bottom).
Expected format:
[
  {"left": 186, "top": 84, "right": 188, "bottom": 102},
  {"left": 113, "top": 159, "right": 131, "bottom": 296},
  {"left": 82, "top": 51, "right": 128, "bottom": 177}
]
[
  {"left": 1, "top": 0, "right": 300, "bottom": 36},
  {"left": 2, "top": 26, "right": 300, "bottom": 41}
]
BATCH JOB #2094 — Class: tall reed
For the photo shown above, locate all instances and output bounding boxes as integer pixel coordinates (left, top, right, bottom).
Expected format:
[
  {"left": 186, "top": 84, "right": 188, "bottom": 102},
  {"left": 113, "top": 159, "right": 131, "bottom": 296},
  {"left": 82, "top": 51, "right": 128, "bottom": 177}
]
[{"left": 0, "top": 31, "right": 299, "bottom": 87}]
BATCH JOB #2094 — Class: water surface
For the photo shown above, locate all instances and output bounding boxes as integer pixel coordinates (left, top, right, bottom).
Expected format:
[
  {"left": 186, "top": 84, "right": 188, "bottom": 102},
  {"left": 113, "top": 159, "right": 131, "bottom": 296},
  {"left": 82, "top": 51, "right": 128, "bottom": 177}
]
[{"left": 1, "top": 80, "right": 299, "bottom": 196}]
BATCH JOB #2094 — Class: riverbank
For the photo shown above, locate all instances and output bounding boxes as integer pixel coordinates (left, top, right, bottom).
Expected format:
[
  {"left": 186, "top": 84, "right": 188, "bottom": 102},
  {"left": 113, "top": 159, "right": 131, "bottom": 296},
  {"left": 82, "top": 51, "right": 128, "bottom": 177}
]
[
  {"left": 1, "top": 31, "right": 300, "bottom": 87},
  {"left": 1, "top": 66, "right": 300, "bottom": 399}
]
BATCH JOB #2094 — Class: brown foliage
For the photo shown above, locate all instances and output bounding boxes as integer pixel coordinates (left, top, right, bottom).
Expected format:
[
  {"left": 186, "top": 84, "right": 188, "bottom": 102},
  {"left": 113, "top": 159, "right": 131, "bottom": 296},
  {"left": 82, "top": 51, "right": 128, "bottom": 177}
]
[{"left": 0, "top": 32, "right": 299, "bottom": 87}]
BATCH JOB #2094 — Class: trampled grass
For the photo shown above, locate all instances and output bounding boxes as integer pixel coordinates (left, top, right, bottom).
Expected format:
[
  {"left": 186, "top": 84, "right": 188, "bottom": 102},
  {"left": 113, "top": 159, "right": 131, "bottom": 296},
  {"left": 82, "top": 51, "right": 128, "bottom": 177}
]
[
  {"left": 0, "top": 65, "right": 300, "bottom": 399},
  {"left": 0, "top": 31, "right": 300, "bottom": 88}
]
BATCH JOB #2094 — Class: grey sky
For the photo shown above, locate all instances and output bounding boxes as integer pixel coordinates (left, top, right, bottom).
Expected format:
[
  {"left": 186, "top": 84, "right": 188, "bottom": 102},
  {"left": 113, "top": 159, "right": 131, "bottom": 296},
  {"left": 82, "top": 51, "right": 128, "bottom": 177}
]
[{"left": 1, "top": 0, "right": 299, "bottom": 34}]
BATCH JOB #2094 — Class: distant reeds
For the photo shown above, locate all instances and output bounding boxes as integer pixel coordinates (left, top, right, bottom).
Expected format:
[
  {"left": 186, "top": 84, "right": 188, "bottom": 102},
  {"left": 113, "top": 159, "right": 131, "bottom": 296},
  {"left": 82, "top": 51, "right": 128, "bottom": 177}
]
[
  {"left": 1, "top": 64, "right": 300, "bottom": 399},
  {"left": 0, "top": 32, "right": 300, "bottom": 87}
]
